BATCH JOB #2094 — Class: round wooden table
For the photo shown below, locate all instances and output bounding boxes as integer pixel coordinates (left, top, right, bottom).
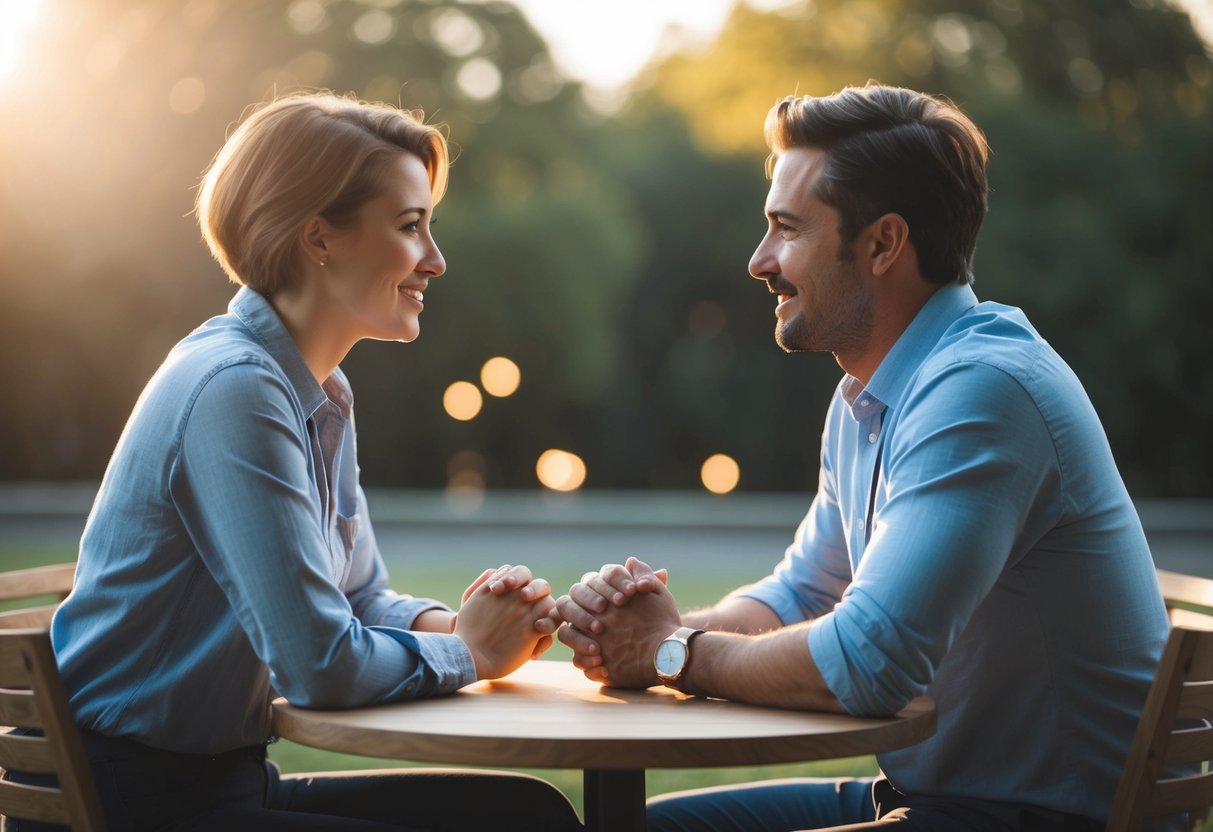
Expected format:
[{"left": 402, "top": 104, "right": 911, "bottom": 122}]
[{"left": 272, "top": 660, "right": 935, "bottom": 832}]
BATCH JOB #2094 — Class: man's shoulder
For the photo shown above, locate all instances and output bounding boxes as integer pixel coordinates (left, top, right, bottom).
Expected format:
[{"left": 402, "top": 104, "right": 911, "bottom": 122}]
[
  {"left": 899, "top": 300, "right": 1096, "bottom": 444},
  {"left": 920, "top": 300, "right": 1074, "bottom": 391}
]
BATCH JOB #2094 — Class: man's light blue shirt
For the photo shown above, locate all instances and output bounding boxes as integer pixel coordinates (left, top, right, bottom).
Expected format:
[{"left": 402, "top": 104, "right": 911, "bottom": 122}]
[
  {"left": 740, "top": 281, "right": 1169, "bottom": 821},
  {"left": 53, "top": 287, "right": 476, "bottom": 754}
]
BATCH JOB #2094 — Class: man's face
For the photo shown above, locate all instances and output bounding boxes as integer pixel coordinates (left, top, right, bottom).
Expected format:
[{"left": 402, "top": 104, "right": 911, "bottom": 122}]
[{"left": 748, "top": 147, "right": 873, "bottom": 359}]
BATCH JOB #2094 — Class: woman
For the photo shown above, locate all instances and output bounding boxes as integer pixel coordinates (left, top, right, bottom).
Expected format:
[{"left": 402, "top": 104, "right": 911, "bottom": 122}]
[{"left": 13, "top": 93, "right": 580, "bottom": 831}]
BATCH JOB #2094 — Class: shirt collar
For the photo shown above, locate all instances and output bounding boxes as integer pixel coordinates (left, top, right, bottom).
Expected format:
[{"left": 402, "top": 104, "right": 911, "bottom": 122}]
[
  {"left": 846, "top": 281, "right": 979, "bottom": 419},
  {"left": 229, "top": 286, "right": 328, "bottom": 417}
]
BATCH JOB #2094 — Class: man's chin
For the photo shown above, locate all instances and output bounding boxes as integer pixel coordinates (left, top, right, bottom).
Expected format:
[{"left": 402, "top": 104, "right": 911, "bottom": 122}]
[{"left": 775, "top": 320, "right": 810, "bottom": 353}]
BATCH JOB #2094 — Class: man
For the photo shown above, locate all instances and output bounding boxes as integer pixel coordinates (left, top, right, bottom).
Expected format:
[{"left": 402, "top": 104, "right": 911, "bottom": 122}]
[{"left": 556, "top": 84, "right": 1171, "bottom": 830}]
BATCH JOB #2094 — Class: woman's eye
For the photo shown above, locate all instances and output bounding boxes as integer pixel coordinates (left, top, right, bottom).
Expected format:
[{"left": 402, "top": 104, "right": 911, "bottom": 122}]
[{"left": 401, "top": 221, "right": 420, "bottom": 233}]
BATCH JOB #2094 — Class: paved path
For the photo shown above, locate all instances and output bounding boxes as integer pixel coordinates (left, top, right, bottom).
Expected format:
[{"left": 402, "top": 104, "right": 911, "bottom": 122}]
[{"left": 1, "top": 486, "right": 1208, "bottom": 578}]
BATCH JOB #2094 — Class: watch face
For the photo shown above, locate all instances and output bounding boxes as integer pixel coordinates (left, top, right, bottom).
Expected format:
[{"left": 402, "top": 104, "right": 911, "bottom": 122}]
[{"left": 655, "top": 638, "right": 688, "bottom": 677}]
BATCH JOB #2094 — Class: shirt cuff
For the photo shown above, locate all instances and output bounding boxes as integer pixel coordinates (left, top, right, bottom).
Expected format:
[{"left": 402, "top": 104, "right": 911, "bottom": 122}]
[
  {"left": 373, "top": 597, "right": 451, "bottom": 631},
  {"left": 398, "top": 630, "right": 478, "bottom": 692}
]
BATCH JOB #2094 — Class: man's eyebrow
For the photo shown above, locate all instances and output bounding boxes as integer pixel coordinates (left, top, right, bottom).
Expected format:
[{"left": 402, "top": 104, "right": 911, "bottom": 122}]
[{"left": 767, "top": 208, "right": 805, "bottom": 225}]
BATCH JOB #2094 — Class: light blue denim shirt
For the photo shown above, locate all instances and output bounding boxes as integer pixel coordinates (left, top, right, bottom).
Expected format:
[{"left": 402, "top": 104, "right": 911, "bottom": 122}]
[
  {"left": 740, "top": 281, "right": 1170, "bottom": 821},
  {"left": 53, "top": 287, "right": 476, "bottom": 754}
]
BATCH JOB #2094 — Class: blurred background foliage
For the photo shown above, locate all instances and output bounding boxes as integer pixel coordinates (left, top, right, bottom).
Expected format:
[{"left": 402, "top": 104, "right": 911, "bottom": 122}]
[{"left": 0, "top": 0, "right": 1209, "bottom": 497}]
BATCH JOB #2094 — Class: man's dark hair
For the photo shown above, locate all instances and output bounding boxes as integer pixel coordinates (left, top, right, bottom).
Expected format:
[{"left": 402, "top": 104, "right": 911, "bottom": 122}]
[{"left": 765, "top": 83, "right": 989, "bottom": 285}]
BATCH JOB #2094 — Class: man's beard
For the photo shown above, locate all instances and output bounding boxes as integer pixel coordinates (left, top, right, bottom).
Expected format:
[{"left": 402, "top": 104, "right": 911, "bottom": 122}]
[{"left": 774, "top": 258, "right": 873, "bottom": 357}]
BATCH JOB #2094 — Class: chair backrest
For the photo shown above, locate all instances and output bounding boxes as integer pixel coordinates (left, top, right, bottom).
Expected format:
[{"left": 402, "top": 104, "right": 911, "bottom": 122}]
[
  {"left": 1157, "top": 569, "right": 1213, "bottom": 630},
  {"left": 0, "top": 564, "right": 77, "bottom": 629},
  {"left": 1107, "top": 625, "right": 1213, "bottom": 830},
  {"left": 0, "top": 627, "right": 106, "bottom": 830}
]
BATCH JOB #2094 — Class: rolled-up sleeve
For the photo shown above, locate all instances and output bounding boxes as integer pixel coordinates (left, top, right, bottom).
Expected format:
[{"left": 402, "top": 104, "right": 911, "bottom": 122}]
[
  {"left": 170, "top": 360, "right": 476, "bottom": 709},
  {"left": 808, "top": 360, "right": 1059, "bottom": 716}
]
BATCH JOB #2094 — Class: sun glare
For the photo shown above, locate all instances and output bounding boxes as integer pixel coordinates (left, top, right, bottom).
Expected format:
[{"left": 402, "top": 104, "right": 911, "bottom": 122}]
[{"left": 0, "top": 0, "right": 45, "bottom": 85}]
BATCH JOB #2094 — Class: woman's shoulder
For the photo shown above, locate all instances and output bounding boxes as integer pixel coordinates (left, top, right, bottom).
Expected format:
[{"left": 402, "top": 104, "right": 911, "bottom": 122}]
[{"left": 147, "top": 315, "right": 299, "bottom": 416}]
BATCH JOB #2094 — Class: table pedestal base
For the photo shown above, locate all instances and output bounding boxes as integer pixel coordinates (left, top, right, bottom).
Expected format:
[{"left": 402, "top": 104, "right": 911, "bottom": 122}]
[{"left": 584, "top": 768, "right": 645, "bottom": 832}]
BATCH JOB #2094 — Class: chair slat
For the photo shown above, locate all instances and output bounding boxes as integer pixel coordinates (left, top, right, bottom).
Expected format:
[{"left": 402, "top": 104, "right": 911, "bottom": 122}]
[
  {"left": 0, "top": 687, "right": 42, "bottom": 728},
  {"left": 1170, "top": 608, "right": 1213, "bottom": 631},
  {"left": 0, "top": 636, "right": 35, "bottom": 687},
  {"left": 0, "top": 604, "right": 58, "bottom": 630},
  {"left": 1177, "top": 680, "right": 1213, "bottom": 722},
  {"left": 0, "top": 779, "right": 74, "bottom": 824},
  {"left": 0, "top": 565, "right": 75, "bottom": 603},
  {"left": 1146, "top": 770, "right": 1213, "bottom": 817},
  {"left": 1164, "top": 723, "right": 1213, "bottom": 765},
  {"left": 0, "top": 729, "right": 58, "bottom": 773},
  {"left": 1191, "top": 636, "right": 1213, "bottom": 680}
]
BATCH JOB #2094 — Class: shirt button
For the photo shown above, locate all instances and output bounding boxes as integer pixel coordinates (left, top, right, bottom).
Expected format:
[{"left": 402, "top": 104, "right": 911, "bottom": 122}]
[
  {"left": 857, "top": 518, "right": 866, "bottom": 530},
  {"left": 859, "top": 398, "right": 870, "bottom": 407},
  {"left": 868, "top": 433, "right": 878, "bottom": 444}
]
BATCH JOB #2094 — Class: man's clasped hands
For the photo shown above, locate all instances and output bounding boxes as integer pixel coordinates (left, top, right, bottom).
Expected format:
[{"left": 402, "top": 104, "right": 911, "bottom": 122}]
[{"left": 451, "top": 557, "right": 673, "bottom": 687}]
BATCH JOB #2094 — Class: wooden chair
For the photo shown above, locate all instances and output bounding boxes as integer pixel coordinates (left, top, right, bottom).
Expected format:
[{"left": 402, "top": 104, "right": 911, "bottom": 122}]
[
  {"left": 0, "top": 629, "right": 105, "bottom": 830},
  {"left": 1106, "top": 570, "right": 1213, "bottom": 830},
  {"left": 1158, "top": 569, "right": 1213, "bottom": 630},
  {"left": 0, "top": 564, "right": 77, "bottom": 629},
  {"left": 0, "top": 563, "right": 105, "bottom": 829}
]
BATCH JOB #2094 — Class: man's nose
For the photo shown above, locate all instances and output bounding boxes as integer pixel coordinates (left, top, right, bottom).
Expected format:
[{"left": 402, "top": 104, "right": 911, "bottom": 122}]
[{"left": 748, "top": 233, "right": 775, "bottom": 281}]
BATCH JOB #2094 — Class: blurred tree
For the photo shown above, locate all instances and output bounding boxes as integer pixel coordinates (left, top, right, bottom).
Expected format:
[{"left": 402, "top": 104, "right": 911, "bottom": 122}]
[
  {"left": 0, "top": 0, "right": 646, "bottom": 490},
  {"left": 0, "top": 0, "right": 1209, "bottom": 496},
  {"left": 612, "top": 0, "right": 1213, "bottom": 496}
]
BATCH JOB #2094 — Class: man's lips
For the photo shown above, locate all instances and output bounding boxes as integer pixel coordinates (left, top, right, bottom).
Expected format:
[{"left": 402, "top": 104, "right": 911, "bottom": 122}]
[{"left": 767, "top": 281, "right": 797, "bottom": 310}]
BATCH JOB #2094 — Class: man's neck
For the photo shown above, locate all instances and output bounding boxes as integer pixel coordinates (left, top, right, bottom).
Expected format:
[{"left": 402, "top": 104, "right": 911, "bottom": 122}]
[{"left": 836, "top": 282, "right": 943, "bottom": 385}]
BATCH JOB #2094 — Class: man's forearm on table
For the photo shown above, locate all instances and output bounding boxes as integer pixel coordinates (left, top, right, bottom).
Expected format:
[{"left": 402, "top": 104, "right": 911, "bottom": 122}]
[
  {"left": 680, "top": 623, "right": 844, "bottom": 712},
  {"left": 682, "top": 596, "right": 785, "bottom": 635}
]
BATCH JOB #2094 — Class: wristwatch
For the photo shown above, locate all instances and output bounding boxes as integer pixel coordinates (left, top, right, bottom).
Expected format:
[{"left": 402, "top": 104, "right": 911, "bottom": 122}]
[{"left": 654, "top": 626, "right": 705, "bottom": 689}]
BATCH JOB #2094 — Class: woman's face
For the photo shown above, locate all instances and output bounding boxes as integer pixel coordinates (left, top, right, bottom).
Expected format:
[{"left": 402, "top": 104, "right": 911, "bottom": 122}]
[{"left": 319, "top": 152, "right": 445, "bottom": 345}]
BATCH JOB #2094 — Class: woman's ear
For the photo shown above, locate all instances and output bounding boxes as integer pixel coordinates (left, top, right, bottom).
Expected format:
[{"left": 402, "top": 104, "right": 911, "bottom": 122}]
[
  {"left": 299, "top": 217, "right": 330, "bottom": 267},
  {"left": 865, "top": 213, "right": 910, "bottom": 278}
]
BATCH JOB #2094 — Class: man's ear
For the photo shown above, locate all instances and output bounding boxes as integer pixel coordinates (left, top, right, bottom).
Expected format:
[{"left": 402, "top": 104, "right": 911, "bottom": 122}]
[
  {"left": 864, "top": 213, "right": 910, "bottom": 278},
  {"left": 299, "top": 217, "right": 330, "bottom": 267}
]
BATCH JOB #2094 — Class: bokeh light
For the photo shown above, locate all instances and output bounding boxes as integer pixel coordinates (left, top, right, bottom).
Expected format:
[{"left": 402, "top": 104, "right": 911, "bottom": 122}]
[
  {"left": 456, "top": 57, "right": 502, "bottom": 100},
  {"left": 442, "top": 381, "right": 483, "bottom": 421},
  {"left": 536, "top": 449, "right": 586, "bottom": 492},
  {"left": 168, "top": 77, "right": 206, "bottom": 115},
  {"left": 480, "top": 356, "right": 521, "bottom": 398},
  {"left": 447, "top": 450, "right": 487, "bottom": 492},
  {"left": 701, "top": 454, "right": 741, "bottom": 495}
]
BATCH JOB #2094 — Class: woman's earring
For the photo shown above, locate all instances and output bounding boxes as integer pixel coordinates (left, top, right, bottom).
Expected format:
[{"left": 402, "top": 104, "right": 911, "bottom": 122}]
[{"left": 319, "top": 256, "right": 328, "bottom": 267}]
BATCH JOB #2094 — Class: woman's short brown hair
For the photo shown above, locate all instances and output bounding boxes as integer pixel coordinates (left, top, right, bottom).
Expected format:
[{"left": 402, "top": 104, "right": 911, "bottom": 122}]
[
  {"left": 765, "top": 83, "right": 989, "bottom": 285},
  {"left": 196, "top": 92, "right": 449, "bottom": 294}
]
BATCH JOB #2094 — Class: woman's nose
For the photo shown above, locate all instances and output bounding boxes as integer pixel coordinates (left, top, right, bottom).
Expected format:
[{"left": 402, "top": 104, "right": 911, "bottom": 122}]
[{"left": 422, "top": 241, "right": 446, "bottom": 277}]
